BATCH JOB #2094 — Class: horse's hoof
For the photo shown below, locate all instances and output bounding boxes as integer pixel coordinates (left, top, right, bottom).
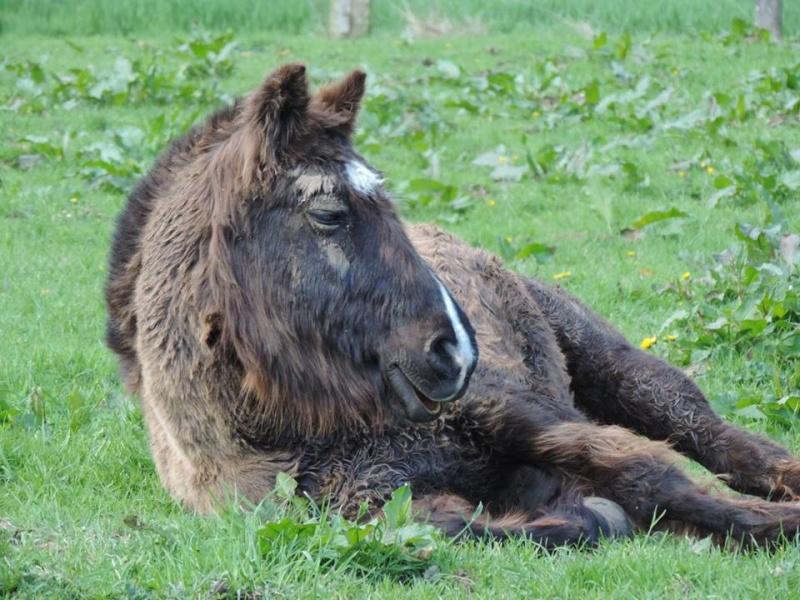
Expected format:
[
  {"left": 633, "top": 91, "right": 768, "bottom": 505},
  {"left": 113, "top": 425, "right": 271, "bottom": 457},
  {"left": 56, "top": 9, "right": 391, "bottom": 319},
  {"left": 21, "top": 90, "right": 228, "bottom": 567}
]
[{"left": 584, "top": 496, "right": 634, "bottom": 540}]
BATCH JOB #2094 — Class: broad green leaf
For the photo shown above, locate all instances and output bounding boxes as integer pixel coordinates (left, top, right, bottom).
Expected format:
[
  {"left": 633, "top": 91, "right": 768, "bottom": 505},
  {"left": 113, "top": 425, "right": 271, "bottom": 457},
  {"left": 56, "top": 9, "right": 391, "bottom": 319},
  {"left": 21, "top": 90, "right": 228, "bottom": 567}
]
[
  {"left": 593, "top": 32, "right": 608, "bottom": 51},
  {"left": 708, "top": 185, "right": 736, "bottom": 208},
  {"left": 583, "top": 79, "right": 600, "bottom": 106},
  {"left": 733, "top": 405, "right": 767, "bottom": 420},
  {"left": 490, "top": 164, "right": 528, "bottom": 182},
  {"left": 472, "top": 146, "right": 508, "bottom": 167},
  {"left": 514, "top": 242, "right": 555, "bottom": 263},
  {"left": 435, "top": 59, "right": 460, "bottom": 79},
  {"left": 713, "top": 175, "right": 734, "bottom": 190},
  {"left": 486, "top": 72, "right": 516, "bottom": 93},
  {"left": 631, "top": 207, "right": 689, "bottom": 229},
  {"left": 705, "top": 317, "right": 729, "bottom": 331},
  {"left": 381, "top": 485, "right": 413, "bottom": 530},
  {"left": 258, "top": 517, "right": 317, "bottom": 545},
  {"left": 274, "top": 472, "right": 298, "bottom": 502},
  {"left": 779, "top": 170, "right": 800, "bottom": 190}
]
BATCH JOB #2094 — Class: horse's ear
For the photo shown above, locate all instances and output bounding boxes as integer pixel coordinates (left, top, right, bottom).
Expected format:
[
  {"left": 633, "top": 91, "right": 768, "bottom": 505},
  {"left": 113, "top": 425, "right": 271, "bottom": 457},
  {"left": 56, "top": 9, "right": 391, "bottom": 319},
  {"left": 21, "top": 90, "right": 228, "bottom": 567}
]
[
  {"left": 313, "top": 69, "right": 367, "bottom": 135},
  {"left": 243, "top": 63, "right": 310, "bottom": 156}
]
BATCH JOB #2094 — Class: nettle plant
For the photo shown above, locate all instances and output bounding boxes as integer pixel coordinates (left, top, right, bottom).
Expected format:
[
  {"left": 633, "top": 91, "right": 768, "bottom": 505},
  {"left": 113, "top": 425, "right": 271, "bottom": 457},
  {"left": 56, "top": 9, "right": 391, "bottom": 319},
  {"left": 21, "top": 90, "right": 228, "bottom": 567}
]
[
  {"left": 255, "top": 475, "right": 448, "bottom": 581},
  {"left": 657, "top": 222, "right": 800, "bottom": 425},
  {"left": 711, "top": 141, "right": 800, "bottom": 207},
  {"left": 2, "top": 29, "right": 236, "bottom": 114}
]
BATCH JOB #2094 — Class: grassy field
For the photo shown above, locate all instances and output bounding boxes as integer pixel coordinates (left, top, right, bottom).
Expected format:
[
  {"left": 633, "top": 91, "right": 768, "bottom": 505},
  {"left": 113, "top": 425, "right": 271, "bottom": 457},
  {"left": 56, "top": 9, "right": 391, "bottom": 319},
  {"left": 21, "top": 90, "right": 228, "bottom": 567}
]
[
  {"left": 2, "top": 0, "right": 800, "bottom": 36},
  {"left": 2, "top": 1, "right": 800, "bottom": 597}
]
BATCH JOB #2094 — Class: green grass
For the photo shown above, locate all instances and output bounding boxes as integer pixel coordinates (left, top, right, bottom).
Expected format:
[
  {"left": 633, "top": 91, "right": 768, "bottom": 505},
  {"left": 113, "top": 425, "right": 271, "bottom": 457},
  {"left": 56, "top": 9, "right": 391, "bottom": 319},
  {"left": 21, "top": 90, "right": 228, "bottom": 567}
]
[
  {"left": 1, "top": 0, "right": 799, "bottom": 36},
  {"left": 2, "top": 6, "right": 800, "bottom": 599}
]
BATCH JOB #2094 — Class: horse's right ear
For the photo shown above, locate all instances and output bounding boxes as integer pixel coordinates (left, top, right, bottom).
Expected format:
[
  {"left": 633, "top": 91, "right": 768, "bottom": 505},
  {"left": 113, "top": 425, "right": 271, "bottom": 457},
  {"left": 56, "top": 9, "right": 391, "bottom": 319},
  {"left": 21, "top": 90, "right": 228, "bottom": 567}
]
[
  {"left": 242, "top": 63, "right": 310, "bottom": 160},
  {"left": 313, "top": 69, "right": 367, "bottom": 135}
]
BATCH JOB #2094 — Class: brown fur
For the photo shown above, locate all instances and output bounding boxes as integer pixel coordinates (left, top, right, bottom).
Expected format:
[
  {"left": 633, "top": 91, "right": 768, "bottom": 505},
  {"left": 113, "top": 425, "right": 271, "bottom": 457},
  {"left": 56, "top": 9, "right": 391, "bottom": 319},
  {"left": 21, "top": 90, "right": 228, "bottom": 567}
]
[{"left": 106, "top": 64, "right": 800, "bottom": 549}]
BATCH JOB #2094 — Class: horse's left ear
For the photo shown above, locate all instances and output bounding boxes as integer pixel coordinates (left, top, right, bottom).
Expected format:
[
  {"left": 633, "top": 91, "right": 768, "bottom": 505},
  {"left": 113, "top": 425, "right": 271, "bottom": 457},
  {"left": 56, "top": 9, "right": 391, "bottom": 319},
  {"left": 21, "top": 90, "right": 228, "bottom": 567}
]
[{"left": 313, "top": 69, "right": 367, "bottom": 135}]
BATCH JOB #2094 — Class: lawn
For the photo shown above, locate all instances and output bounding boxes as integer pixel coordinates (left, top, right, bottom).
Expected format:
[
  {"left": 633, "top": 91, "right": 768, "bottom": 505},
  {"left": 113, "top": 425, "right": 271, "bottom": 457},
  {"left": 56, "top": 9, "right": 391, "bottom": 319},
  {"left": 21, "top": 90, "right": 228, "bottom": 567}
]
[{"left": 1, "top": 2, "right": 800, "bottom": 597}]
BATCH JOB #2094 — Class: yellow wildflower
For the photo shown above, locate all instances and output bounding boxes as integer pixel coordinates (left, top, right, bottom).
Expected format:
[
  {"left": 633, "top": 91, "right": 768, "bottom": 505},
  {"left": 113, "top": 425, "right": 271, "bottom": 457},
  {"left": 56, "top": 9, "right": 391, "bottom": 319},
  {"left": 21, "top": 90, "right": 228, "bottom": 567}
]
[
  {"left": 707, "top": 166, "right": 714, "bottom": 174},
  {"left": 678, "top": 170, "right": 686, "bottom": 178},
  {"left": 640, "top": 336, "right": 657, "bottom": 350},
  {"left": 69, "top": 197, "right": 78, "bottom": 205},
  {"left": 627, "top": 251, "right": 636, "bottom": 257},
  {"left": 487, "top": 198, "right": 496, "bottom": 207},
  {"left": 664, "top": 334, "right": 678, "bottom": 342},
  {"left": 672, "top": 68, "right": 679, "bottom": 76},
  {"left": 681, "top": 272, "right": 691, "bottom": 280},
  {"left": 498, "top": 156, "right": 508, "bottom": 164},
  {"left": 553, "top": 271, "right": 572, "bottom": 280},
  {"left": 532, "top": 110, "right": 541, "bottom": 118}
]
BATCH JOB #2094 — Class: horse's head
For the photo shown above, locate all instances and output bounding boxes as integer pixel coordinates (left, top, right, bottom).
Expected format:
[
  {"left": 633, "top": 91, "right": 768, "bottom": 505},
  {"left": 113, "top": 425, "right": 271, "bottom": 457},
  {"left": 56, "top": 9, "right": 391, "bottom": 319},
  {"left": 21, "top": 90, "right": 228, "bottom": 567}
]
[{"left": 202, "top": 64, "right": 477, "bottom": 436}]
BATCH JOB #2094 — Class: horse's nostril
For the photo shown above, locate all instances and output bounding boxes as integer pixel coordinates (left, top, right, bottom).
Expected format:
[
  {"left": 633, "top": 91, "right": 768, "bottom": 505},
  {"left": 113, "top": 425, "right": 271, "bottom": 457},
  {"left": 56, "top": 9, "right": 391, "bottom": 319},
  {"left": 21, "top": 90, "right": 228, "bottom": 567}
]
[{"left": 427, "top": 333, "right": 460, "bottom": 378}]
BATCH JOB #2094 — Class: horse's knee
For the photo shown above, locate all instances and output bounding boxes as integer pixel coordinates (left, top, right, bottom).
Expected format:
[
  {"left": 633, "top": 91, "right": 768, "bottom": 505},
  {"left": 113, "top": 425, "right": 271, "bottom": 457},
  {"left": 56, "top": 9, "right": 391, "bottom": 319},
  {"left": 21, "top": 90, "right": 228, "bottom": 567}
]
[{"left": 583, "top": 496, "right": 634, "bottom": 540}]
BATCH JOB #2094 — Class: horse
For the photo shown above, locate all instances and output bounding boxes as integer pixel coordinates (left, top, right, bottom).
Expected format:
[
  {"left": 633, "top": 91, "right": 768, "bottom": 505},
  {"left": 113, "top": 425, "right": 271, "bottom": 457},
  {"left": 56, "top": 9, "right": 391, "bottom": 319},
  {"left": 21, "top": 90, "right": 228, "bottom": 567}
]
[{"left": 106, "top": 63, "right": 800, "bottom": 548}]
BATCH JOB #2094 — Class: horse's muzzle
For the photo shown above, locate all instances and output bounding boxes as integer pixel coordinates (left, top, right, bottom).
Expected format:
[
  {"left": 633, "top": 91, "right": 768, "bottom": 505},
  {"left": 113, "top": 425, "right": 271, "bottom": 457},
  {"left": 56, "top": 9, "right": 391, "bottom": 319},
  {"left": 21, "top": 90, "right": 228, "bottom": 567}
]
[{"left": 387, "top": 332, "right": 477, "bottom": 423}]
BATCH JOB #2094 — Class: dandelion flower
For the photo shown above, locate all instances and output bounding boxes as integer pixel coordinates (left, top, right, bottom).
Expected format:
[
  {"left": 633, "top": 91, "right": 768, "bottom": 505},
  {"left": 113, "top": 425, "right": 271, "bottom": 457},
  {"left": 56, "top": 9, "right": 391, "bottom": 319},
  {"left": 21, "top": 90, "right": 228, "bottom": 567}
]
[
  {"left": 553, "top": 271, "right": 572, "bottom": 280},
  {"left": 681, "top": 272, "right": 691, "bottom": 280},
  {"left": 664, "top": 334, "right": 678, "bottom": 342},
  {"left": 627, "top": 251, "right": 636, "bottom": 257},
  {"left": 678, "top": 170, "right": 686, "bottom": 178},
  {"left": 532, "top": 110, "right": 541, "bottom": 118},
  {"left": 487, "top": 199, "right": 496, "bottom": 207},
  {"left": 707, "top": 166, "right": 714, "bottom": 174},
  {"left": 640, "top": 336, "right": 657, "bottom": 350}
]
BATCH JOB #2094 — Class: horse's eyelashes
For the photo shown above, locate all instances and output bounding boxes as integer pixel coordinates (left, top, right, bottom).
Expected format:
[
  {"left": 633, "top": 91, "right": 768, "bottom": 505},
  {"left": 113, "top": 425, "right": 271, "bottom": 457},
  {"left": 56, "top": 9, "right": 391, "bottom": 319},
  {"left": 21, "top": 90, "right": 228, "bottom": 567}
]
[{"left": 307, "top": 209, "right": 348, "bottom": 233}]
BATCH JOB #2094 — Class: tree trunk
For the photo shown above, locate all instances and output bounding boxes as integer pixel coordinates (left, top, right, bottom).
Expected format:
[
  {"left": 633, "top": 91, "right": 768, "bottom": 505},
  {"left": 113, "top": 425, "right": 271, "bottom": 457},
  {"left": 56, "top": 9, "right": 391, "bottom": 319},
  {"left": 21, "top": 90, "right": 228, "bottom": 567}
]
[
  {"left": 329, "top": 0, "right": 371, "bottom": 39},
  {"left": 755, "top": 0, "right": 782, "bottom": 41}
]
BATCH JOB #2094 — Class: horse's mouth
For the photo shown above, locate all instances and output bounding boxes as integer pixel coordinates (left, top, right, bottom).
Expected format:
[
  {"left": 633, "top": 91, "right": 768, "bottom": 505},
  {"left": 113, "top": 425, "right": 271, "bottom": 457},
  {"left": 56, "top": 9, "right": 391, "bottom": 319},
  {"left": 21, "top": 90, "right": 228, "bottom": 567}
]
[{"left": 387, "top": 365, "right": 448, "bottom": 423}]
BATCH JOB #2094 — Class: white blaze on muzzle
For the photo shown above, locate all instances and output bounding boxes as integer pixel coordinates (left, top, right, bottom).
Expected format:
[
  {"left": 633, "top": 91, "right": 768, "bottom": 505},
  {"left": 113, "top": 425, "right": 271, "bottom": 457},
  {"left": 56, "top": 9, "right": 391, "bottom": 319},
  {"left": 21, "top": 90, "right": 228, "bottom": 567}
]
[{"left": 436, "top": 280, "right": 476, "bottom": 397}]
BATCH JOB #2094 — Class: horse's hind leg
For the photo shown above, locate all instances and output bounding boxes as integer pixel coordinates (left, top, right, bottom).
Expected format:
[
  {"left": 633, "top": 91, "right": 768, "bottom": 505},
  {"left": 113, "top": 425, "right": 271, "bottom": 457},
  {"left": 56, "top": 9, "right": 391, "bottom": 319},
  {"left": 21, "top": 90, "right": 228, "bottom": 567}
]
[
  {"left": 523, "top": 276, "right": 800, "bottom": 500},
  {"left": 411, "top": 492, "right": 632, "bottom": 549}
]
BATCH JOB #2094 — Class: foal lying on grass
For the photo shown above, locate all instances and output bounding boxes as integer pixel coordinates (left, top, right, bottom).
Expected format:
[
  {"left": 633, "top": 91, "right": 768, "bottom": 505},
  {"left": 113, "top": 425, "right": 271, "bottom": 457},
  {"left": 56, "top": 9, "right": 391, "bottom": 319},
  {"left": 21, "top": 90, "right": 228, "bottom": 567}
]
[{"left": 106, "top": 63, "right": 800, "bottom": 549}]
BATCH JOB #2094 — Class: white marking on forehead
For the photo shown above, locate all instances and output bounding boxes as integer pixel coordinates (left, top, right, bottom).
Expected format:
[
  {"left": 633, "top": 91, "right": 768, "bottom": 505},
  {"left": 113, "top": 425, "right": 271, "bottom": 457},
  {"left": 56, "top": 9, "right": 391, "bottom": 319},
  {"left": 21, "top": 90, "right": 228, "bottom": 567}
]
[
  {"left": 293, "top": 171, "right": 337, "bottom": 199},
  {"left": 345, "top": 160, "right": 384, "bottom": 196},
  {"left": 437, "top": 280, "right": 476, "bottom": 396}
]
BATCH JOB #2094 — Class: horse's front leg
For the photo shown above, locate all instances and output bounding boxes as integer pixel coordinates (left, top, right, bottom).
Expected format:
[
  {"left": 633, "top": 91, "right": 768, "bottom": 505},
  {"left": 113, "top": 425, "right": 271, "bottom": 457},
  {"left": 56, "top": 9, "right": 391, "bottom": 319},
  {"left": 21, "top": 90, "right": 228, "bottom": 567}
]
[
  {"left": 403, "top": 492, "right": 632, "bottom": 549},
  {"left": 464, "top": 377, "right": 800, "bottom": 548},
  {"left": 523, "top": 276, "right": 800, "bottom": 500}
]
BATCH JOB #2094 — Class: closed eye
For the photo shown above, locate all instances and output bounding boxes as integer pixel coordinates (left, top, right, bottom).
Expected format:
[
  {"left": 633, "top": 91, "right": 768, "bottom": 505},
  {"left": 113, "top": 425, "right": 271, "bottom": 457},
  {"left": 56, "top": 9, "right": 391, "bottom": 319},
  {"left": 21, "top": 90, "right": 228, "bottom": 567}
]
[{"left": 307, "top": 209, "right": 347, "bottom": 233}]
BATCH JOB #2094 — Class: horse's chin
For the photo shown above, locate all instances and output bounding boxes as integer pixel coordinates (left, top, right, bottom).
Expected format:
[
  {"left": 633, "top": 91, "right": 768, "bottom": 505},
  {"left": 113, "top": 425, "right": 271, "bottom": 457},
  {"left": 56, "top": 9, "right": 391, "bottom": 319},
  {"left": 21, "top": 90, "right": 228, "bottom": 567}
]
[{"left": 387, "top": 365, "right": 448, "bottom": 423}]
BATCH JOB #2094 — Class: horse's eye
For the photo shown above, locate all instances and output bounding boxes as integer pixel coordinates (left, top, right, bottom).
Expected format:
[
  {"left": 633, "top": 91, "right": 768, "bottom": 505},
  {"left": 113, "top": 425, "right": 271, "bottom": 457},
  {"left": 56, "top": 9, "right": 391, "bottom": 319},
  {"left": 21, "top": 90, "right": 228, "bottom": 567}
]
[{"left": 307, "top": 209, "right": 347, "bottom": 233}]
